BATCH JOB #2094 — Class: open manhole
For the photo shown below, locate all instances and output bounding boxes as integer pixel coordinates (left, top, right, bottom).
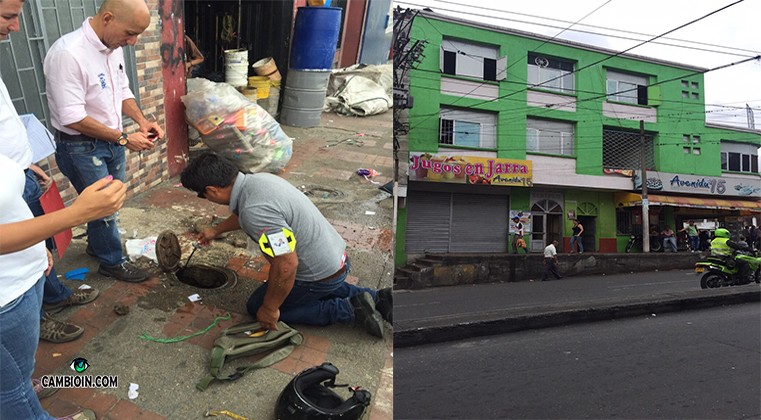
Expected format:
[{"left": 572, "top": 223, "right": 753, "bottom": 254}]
[{"left": 156, "top": 230, "right": 237, "bottom": 289}]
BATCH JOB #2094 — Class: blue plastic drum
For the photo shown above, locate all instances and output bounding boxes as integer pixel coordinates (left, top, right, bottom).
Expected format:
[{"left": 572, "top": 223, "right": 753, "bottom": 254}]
[{"left": 290, "top": 7, "right": 343, "bottom": 70}]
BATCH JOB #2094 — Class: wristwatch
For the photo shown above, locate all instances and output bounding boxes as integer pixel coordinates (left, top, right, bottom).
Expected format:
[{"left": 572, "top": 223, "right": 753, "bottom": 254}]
[{"left": 116, "top": 132, "right": 129, "bottom": 146}]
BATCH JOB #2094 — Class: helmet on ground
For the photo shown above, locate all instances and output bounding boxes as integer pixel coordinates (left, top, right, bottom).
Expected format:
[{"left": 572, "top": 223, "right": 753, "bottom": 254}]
[
  {"left": 714, "top": 228, "right": 730, "bottom": 238},
  {"left": 275, "top": 362, "right": 371, "bottom": 420}
]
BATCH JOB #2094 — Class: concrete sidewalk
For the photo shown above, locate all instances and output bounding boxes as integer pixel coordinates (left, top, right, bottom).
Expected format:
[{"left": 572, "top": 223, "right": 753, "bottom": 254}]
[
  {"left": 34, "top": 112, "right": 393, "bottom": 419},
  {"left": 395, "top": 270, "right": 760, "bottom": 348}
]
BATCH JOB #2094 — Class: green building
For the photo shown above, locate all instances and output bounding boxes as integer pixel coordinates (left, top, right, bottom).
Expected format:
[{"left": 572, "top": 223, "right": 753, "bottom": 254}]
[{"left": 396, "top": 10, "right": 761, "bottom": 265}]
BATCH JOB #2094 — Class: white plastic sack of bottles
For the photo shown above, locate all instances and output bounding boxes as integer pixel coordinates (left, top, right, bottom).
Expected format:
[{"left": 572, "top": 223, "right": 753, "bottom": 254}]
[{"left": 182, "top": 78, "right": 292, "bottom": 173}]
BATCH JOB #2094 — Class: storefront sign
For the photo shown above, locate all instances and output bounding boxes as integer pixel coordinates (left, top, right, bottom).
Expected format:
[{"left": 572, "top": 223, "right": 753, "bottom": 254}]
[
  {"left": 509, "top": 211, "right": 532, "bottom": 234},
  {"left": 633, "top": 171, "right": 761, "bottom": 197},
  {"left": 409, "top": 152, "right": 533, "bottom": 187}
]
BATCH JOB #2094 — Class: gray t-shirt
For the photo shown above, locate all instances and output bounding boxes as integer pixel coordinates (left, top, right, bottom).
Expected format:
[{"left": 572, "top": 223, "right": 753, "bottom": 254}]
[{"left": 229, "top": 172, "right": 346, "bottom": 282}]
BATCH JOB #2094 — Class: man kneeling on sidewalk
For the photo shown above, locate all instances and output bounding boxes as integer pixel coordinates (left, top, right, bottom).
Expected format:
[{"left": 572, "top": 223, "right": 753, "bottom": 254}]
[{"left": 181, "top": 153, "right": 392, "bottom": 338}]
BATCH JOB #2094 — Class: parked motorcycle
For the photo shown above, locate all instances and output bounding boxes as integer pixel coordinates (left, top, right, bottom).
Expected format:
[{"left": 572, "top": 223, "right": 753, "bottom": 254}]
[
  {"left": 695, "top": 250, "right": 761, "bottom": 289},
  {"left": 625, "top": 234, "right": 663, "bottom": 253}
]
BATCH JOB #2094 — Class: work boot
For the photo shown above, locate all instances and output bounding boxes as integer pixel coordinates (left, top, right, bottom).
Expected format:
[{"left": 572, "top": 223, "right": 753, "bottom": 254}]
[
  {"left": 375, "top": 287, "right": 393, "bottom": 324},
  {"left": 43, "top": 288, "right": 99, "bottom": 313},
  {"left": 98, "top": 262, "right": 149, "bottom": 283},
  {"left": 40, "top": 313, "right": 84, "bottom": 343},
  {"left": 57, "top": 408, "right": 97, "bottom": 420},
  {"left": 350, "top": 292, "right": 384, "bottom": 339}
]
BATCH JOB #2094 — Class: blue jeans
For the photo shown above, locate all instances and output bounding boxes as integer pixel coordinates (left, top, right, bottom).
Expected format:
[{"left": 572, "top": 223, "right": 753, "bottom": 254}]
[
  {"left": 55, "top": 133, "right": 126, "bottom": 266},
  {"left": 0, "top": 276, "right": 55, "bottom": 419},
  {"left": 570, "top": 235, "right": 584, "bottom": 253},
  {"left": 663, "top": 237, "right": 677, "bottom": 252},
  {"left": 246, "top": 258, "right": 377, "bottom": 325},
  {"left": 22, "top": 170, "right": 72, "bottom": 315},
  {"left": 689, "top": 235, "right": 699, "bottom": 251}
]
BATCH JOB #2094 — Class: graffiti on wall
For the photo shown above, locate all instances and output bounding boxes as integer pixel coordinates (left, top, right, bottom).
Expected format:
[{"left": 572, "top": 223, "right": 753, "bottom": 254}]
[{"left": 159, "top": 0, "right": 184, "bottom": 72}]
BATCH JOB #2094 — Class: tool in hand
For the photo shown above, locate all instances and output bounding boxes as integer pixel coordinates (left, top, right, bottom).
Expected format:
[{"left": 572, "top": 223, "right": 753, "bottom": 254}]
[{"left": 184, "top": 241, "right": 201, "bottom": 267}]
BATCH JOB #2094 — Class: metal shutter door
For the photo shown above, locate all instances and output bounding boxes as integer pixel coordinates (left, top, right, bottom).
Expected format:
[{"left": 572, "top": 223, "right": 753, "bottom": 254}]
[
  {"left": 449, "top": 193, "right": 509, "bottom": 253},
  {"left": 405, "top": 192, "right": 451, "bottom": 253}
]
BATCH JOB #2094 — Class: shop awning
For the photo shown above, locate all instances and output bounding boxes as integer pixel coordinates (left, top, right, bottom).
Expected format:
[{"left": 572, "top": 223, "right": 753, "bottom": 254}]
[{"left": 615, "top": 192, "right": 761, "bottom": 212}]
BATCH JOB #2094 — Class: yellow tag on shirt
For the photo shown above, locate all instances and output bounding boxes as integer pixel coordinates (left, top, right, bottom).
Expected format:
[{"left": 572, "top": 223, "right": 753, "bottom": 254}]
[{"left": 258, "top": 228, "right": 296, "bottom": 257}]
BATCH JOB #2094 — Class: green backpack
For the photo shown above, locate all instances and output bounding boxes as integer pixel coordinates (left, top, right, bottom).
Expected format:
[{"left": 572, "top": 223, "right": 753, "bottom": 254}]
[{"left": 196, "top": 320, "right": 302, "bottom": 391}]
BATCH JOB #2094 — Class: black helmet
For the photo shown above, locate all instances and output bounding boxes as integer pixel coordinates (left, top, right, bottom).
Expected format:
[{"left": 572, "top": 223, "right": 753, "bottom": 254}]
[{"left": 275, "top": 362, "right": 371, "bottom": 420}]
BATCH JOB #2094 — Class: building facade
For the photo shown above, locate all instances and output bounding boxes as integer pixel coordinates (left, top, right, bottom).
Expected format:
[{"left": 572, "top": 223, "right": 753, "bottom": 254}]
[{"left": 395, "top": 10, "right": 761, "bottom": 264}]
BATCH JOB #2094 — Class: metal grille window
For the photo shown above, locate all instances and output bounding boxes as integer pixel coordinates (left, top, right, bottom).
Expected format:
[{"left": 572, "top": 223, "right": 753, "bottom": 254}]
[
  {"left": 527, "top": 52, "right": 575, "bottom": 94},
  {"left": 526, "top": 118, "right": 574, "bottom": 156},
  {"left": 602, "top": 128, "right": 655, "bottom": 170},
  {"left": 438, "top": 107, "right": 497, "bottom": 149},
  {"left": 616, "top": 208, "right": 633, "bottom": 235},
  {"left": 1, "top": 0, "right": 139, "bottom": 130}
]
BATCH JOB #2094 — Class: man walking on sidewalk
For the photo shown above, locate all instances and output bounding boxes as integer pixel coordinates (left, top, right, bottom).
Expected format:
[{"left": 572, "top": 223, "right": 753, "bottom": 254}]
[
  {"left": 542, "top": 240, "right": 563, "bottom": 281},
  {"left": 43, "top": 0, "right": 164, "bottom": 283},
  {"left": 181, "top": 153, "right": 392, "bottom": 338}
]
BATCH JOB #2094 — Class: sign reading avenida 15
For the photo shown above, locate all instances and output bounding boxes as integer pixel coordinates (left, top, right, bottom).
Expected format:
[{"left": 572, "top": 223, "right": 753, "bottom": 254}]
[{"left": 409, "top": 152, "right": 532, "bottom": 187}]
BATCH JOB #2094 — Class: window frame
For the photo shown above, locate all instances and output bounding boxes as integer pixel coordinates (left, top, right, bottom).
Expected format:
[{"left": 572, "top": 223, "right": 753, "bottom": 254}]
[
  {"left": 526, "top": 118, "right": 575, "bottom": 157},
  {"left": 606, "top": 69, "right": 649, "bottom": 105},
  {"left": 440, "top": 37, "right": 506, "bottom": 82},
  {"left": 438, "top": 107, "right": 497, "bottom": 150},
  {"left": 527, "top": 52, "right": 575, "bottom": 94}
]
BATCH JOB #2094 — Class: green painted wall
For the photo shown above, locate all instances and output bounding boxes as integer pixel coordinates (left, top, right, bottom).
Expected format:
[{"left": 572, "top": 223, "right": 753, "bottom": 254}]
[{"left": 396, "top": 13, "right": 760, "bottom": 265}]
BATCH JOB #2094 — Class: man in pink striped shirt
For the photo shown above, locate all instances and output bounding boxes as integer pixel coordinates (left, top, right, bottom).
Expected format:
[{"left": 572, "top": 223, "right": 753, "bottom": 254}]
[{"left": 44, "top": 0, "right": 164, "bottom": 283}]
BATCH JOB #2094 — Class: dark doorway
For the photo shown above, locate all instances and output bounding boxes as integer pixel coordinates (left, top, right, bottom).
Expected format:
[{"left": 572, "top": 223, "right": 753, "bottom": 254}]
[{"left": 578, "top": 216, "right": 596, "bottom": 252}]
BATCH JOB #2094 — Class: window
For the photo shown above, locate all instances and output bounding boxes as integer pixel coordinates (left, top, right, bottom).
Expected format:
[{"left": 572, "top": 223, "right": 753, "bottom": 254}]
[
  {"left": 680, "top": 79, "right": 700, "bottom": 100},
  {"left": 616, "top": 208, "right": 634, "bottom": 235},
  {"left": 603, "top": 128, "right": 655, "bottom": 170},
  {"left": 682, "top": 134, "right": 701, "bottom": 155},
  {"left": 439, "top": 107, "right": 497, "bottom": 149},
  {"left": 606, "top": 70, "right": 648, "bottom": 105},
  {"left": 440, "top": 38, "right": 506, "bottom": 81},
  {"left": 721, "top": 143, "right": 759, "bottom": 174},
  {"left": 527, "top": 52, "right": 575, "bottom": 94},
  {"left": 526, "top": 118, "right": 574, "bottom": 156}
]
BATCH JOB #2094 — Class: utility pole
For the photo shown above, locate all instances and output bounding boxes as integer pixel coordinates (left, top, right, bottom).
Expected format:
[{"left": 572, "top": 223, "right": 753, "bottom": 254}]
[{"left": 640, "top": 120, "right": 650, "bottom": 252}]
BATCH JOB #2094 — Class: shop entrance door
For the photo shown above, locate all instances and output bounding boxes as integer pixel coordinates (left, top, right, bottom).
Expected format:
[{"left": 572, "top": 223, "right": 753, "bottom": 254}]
[
  {"left": 578, "top": 216, "right": 596, "bottom": 252},
  {"left": 530, "top": 198, "right": 563, "bottom": 252}
]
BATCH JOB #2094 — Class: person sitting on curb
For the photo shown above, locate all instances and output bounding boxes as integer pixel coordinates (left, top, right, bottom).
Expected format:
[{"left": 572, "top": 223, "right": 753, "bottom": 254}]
[
  {"left": 541, "top": 240, "right": 563, "bottom": 281},
  {"left": 181, "top": 152, "right": 392, "bottom": 337},
  {"left": 661, "top": 225, "right": 677, "bottom": 252}
]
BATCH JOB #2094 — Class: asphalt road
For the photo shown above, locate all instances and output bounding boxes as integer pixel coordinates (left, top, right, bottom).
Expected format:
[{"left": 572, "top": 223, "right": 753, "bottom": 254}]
[
  {"left": 396, "top": 269, "right": 722, "bottom": 325},
  {"left": 394, "top": 303, "right": 761, "bottom": 419}
]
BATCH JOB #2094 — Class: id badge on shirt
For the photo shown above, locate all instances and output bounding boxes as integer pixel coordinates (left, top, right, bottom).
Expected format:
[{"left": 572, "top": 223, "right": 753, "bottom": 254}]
[{"left": 259, "top": 228, "right": 296, "bottom": 257}]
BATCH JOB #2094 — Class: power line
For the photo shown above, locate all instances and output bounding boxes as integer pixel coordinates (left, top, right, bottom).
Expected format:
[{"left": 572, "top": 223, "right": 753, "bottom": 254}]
[
  {"left": 397, "top": 0, "right": 759, "bottom": 58},
  {"left": 408, "top": 1, "right": 749, "bottom": 132},
  {"left": 428, "top": 0, "right": 761, "bottom": 56}
]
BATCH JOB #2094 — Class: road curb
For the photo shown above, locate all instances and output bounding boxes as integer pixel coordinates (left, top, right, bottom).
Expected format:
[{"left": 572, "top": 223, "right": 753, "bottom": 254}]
[{"left": 394, "top": 288, "right": 760, "bottom": 348}]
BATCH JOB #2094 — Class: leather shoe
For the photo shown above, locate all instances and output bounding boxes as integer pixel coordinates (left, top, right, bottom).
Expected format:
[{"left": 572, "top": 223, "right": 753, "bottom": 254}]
[
  {"left": 350, "top": 292, "right": 384, "bottom": 339},
  {"left": 99, "top": 262, "right": 149, "bottom": 283},
  {"left": 375, "top": 287, "right": 393, "bottom": 324}
]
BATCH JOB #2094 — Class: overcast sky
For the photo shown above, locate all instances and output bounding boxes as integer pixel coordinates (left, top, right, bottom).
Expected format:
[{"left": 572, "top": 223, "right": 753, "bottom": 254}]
[{"left": 395, "top": 0, "right": 761, "bottom": 129}]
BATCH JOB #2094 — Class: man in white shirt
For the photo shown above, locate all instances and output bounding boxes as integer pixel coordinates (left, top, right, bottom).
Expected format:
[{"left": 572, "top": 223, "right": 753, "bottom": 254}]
[
  {"left": 541, "top": 240, "right": 563, "bottom": 281},
  {"left": 44, "top": 0, "right": 164, "bottom": 283}
]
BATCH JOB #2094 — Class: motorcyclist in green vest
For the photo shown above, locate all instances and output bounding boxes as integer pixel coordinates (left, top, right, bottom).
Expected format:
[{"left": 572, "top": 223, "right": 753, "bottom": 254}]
[{"left": 711, "top": 228, "right": 752, "bottom": 282}]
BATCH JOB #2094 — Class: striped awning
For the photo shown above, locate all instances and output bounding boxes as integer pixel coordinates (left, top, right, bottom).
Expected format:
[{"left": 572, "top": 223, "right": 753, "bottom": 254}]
[{"left": 615, "top": 192, "right": 761, "bottom": 212}]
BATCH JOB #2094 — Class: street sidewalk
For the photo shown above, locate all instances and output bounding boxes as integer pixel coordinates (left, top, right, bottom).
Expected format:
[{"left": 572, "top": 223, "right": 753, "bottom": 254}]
[
  {"left": 395, "top": 269, "right": 760, "bottom": 347},
  {"left": 34, "top": 112, "right": 393, "bottom": 419}
]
